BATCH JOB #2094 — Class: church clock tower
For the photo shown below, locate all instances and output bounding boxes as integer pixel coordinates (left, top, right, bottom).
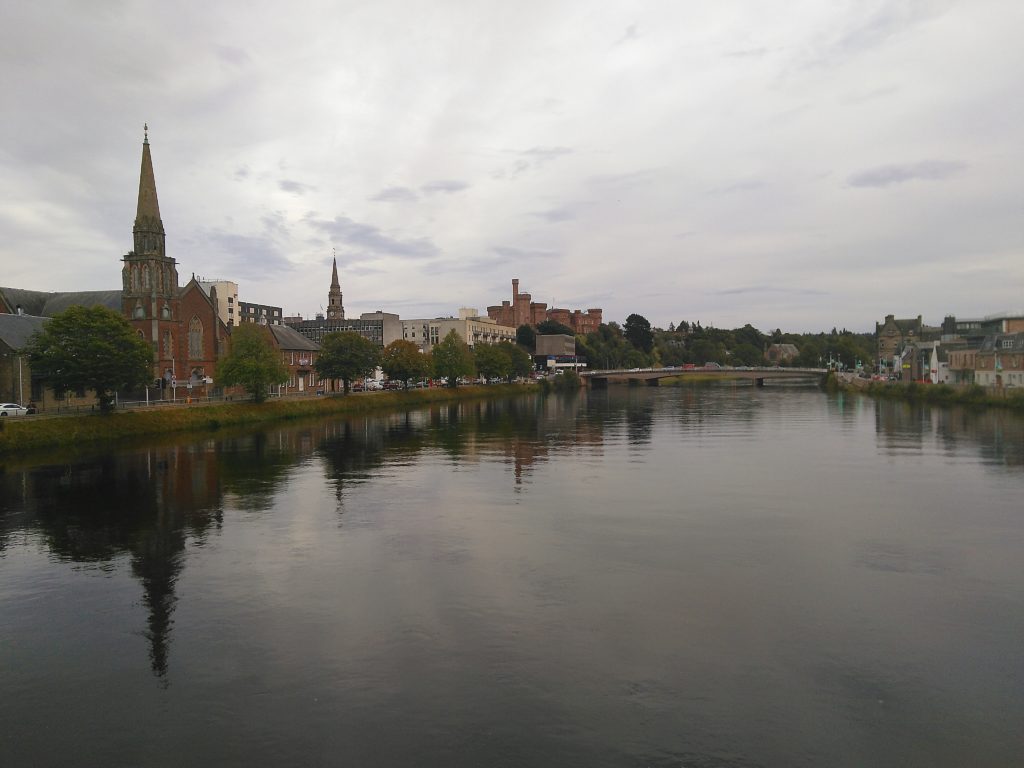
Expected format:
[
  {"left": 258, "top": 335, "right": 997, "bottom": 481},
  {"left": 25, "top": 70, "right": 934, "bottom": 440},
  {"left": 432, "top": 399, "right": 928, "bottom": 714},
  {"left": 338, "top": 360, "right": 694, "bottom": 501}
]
[{"left": 326, "top": 255, "right": 345, "bottom": 320}]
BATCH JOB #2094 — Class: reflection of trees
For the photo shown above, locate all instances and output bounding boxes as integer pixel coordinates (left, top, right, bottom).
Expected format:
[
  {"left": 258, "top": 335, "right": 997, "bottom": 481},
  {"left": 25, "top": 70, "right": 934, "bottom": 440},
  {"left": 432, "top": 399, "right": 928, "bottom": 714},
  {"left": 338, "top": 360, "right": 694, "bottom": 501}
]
[{"left": 0, "top": 447, "right": 223, "bottom": 683}]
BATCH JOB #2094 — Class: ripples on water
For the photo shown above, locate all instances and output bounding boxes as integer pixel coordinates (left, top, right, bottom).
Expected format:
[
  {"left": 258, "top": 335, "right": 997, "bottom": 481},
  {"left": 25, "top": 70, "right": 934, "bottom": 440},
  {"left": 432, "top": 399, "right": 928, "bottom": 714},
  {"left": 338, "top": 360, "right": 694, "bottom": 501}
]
[{"left": 2, "top": 385, "right": 1023, "bottom": 767}]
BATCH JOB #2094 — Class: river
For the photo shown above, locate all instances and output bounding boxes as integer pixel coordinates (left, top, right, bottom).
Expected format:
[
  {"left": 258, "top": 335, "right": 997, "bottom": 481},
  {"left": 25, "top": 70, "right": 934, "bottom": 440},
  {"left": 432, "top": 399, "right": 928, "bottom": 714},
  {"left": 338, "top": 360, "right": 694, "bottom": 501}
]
[{"left": 2, "top": 385, "right": 1023, "bottom": 767}]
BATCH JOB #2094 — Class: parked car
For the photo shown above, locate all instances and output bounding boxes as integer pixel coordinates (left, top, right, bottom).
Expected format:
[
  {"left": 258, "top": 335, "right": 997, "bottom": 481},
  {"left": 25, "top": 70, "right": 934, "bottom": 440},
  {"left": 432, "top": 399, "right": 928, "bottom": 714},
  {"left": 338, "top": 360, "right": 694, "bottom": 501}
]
[{"left": 0, "top": 402, "right": 30, "bottom": 417}]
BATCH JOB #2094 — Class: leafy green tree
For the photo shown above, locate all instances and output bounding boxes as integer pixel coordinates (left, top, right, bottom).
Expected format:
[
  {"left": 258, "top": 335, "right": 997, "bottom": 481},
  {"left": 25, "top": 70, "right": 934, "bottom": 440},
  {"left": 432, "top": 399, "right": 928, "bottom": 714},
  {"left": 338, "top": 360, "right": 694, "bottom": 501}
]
[
  {"left": 315, "top": 331, "right": 380, "bottom": 394},
  {"left": 732, "top": 342, "right": 765, "bottom": 366},
  {"left": 381, "top": 339, "right": 431, "bottom": 389},
  {"left": 474, "top": 343, "right": 512, "bottom": 382},
  {"left": 624, "top": 313, "right": 654, "bottom": 353},
  {"left": 516, "top": 324, "right": 536, "bottom": 351},
  {"left": 432, "top": 329, "right": 476, "bottom": 387},
  {"left": 536, "top": 319, "right": 575, "bottom": 336},
  {"left": 218, "top": 324, "right": 288, "bottom": 403},
  {"left": 25, "top": 305, "right": 152, "bottom": 412},
  {"left": 500, "top": 341, "right": 534, "bottom": 380}
]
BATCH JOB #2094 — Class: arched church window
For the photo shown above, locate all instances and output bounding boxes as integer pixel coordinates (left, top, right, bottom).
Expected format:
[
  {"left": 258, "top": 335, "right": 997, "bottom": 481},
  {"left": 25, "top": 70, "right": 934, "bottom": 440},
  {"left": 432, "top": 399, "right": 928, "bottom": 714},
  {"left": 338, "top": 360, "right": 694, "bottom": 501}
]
[
  {"left": 134, "top": 301, "right": 145, "bottom": 319},
  {"left": 161, "top": 304, "right": 171, "bottom": 320},
  {"left": 143, "top": 265, "right": 151, "bottom": 288},
  {"left": 163, "top": 331, "right": 173, "bottom": 358},
  {"left": 131, "top": 266, "right": 138, "bottom": 291},
  {"left": 188, "top": 316, "right": 204, "bottom": 359}
]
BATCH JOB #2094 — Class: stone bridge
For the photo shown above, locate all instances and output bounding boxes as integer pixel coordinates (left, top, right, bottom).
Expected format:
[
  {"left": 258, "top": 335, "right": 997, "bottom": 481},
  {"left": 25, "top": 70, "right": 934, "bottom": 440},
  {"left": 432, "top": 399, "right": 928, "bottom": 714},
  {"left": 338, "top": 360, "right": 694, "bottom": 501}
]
[{"left": 581, "top": 366, "right": 828, "bottom": 388}]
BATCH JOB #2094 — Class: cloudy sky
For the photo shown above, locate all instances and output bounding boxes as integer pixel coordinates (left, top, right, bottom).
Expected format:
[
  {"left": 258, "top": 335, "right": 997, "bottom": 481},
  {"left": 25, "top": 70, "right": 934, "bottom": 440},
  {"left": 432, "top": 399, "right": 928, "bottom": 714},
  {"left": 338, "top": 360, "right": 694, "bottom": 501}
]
[{"left": 1, "top": 0, "right": 1021, "bottom": 332}]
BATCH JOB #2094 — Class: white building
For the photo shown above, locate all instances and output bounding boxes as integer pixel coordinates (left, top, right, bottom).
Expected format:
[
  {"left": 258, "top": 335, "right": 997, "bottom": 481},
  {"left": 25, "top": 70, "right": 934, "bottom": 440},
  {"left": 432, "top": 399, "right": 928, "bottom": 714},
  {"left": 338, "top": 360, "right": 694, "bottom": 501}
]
[
  {"left": 197, "top": 279, "right": 239, "bottom": 327},
  {"left": 402, "top": 308, "right": 516, "bottom": 351}
]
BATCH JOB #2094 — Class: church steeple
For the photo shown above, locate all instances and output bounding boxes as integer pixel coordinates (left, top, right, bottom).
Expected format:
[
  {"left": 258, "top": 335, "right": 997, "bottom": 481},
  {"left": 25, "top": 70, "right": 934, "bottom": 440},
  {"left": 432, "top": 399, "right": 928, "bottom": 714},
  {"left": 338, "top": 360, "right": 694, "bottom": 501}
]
[
  {"left": 327, "top": 252, "right": 345, "bottom": 320},
  {"left": 123, "top": 124, "right": 178, "bottom": 327},
  {"left": 134, "top": 123, "right": 166, "bottom": 257}
]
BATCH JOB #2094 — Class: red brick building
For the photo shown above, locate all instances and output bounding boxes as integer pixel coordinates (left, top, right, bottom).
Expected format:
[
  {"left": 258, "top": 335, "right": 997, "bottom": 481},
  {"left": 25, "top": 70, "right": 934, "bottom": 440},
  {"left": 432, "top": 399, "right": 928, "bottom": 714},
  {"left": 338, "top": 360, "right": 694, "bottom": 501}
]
[
  {"left": 487, "top": 278, "right": 602, "bottom": 335},
  {"left": 122, "top": 127, "right": 228, "bottom": 395}
]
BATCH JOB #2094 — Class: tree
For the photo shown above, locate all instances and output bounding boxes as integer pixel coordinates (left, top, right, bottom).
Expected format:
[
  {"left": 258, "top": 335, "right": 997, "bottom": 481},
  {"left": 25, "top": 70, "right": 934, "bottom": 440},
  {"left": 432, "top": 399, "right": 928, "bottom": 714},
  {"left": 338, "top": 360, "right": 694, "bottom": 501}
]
[
  {"left": 25, "top": 305, "right": 152, "bottom": 412},
  {"left": 432, "top": 329, "right": 475, "bottom": 387},
  {"left": 218, "top": 324, "right": 288, "bottom": 403},
  {"left": 315, "top": 331, "right": 380, "bottom": 394},
  {"left": 500, "top": 341, "right": 534, "bottom": 380},
  {"left": 516, "top": 324, "right": 536, "bottom": 351},
  {"left": 624, "top": 313, "right": 654, "bottom": 353},
  {"left": 381, "top": 339, "right": 431, "bottom": 389},
  {"left": 474, "top": 343, "right": 512, "bottom": 382},
  {"left": 536, "top": 319, "right": 575, "bottom": 336}
]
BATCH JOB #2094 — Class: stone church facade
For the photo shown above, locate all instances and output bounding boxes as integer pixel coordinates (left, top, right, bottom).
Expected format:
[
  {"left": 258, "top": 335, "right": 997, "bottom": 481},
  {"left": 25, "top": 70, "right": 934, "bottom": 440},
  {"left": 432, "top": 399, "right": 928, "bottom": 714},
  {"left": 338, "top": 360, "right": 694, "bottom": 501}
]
[{"left": 0, "top": 128, "right": 228, "bottom": 406}]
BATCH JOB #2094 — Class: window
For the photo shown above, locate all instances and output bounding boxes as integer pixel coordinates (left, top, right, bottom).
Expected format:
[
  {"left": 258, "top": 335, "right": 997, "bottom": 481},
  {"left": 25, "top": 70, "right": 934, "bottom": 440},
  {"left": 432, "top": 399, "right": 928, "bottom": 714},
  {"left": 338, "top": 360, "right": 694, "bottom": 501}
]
[
  {"left": 163, "top": 331, "right": 173, "bottom": 358},
  {"left": 1002, "top": 339, "right": 1014, "bottom": 349},
  {"left": 161, "top": 304, "right": 171, "bottom": 319},
  {"left": 134, "top": 302, "right": 145, "bottom": 319},
  {"left": 188, "top": 316, "right": 204, "bottom": 359}
]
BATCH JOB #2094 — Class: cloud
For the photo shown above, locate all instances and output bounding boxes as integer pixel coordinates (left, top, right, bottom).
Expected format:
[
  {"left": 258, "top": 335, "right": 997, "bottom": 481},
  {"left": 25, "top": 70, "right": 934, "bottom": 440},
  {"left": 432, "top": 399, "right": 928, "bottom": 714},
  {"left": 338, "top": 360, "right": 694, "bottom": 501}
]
[
  {"left": 494, "top": 246, "right": 558, "bottom": 261},
  {"left": 214, "top": 45, "right": 250, "bottom": 67},
  {"left": 532, "top": 206, "right": 577, "bottom": 223},
  {"left": 203, "top": 231, "right": 294, "bottom": 278},
  {"left": 421, "top": 179, "right": 468, "bottom": 195},
  {"left": 614, "top": 24, "right": 638, "bottom": 46},
  {"left": 370, "top": 186, "right": 418, "bottom": 202},
  {"left": 711, "top": 180, "right": 767, "bottom": 194},
  {"left": 847, "top": 161, "right": 966, "bottom": 188},
  {"left": 712, "top": 285, "right": 828, "bottom": 296},
  {"left": 724, "top": 47, "right": 769, "bottom": 58},
  {"left": 308, "top": 215, "right": 439, "bottom": 259},
  {"left": 496, "top": 146, "right": 574, "bottom": 179},
  {"left": 279, "top": 179, "right": 313, "bottom": 195}
]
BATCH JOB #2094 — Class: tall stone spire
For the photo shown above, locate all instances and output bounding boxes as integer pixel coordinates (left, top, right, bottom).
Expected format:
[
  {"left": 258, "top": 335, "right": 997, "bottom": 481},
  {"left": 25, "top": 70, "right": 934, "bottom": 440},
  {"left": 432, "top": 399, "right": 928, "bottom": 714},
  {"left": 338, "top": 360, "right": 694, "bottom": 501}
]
[
  {"left": 133, "top": 123, "right": 166, "bottom": 257},
  {"left": 327, "top": 252, "right": 345, "bottom": 320}
]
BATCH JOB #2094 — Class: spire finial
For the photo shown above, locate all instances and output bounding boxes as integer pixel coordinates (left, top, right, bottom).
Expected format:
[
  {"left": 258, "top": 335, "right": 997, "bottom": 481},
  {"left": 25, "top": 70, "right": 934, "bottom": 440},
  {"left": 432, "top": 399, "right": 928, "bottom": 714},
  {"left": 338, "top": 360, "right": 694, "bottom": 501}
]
[{"left": 144, "top": 122, "right": 149, "bottom": 144}]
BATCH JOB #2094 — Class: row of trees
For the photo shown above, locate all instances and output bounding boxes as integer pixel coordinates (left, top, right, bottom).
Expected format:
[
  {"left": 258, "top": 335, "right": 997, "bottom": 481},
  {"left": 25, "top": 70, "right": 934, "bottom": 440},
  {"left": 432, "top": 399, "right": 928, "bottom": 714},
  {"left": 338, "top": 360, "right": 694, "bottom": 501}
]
[
  {"left": 316, "top": 330, "right": 533, "bottom": 394},
  {"left": 22, "top": 308, "right": 536, "bottom": 412}
]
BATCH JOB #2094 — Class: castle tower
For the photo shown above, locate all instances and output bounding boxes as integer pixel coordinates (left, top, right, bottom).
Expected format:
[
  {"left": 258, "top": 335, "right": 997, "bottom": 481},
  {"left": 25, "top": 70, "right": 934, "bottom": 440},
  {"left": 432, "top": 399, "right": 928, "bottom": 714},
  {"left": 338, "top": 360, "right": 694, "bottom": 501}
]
[{"left": 327, "top": 256, "right": 345, "bottom": 320}]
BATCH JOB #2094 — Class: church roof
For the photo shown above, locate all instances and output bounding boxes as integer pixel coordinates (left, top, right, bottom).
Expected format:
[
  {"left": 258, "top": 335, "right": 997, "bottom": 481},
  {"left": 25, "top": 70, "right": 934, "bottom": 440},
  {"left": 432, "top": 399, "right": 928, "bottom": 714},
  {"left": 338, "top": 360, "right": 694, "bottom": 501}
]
[
  {"left": 0, "top": 287, "right": 122, "bottom": 317},
  {"left": 268, "top": 323, "right": 320, "bottom": 351},
  {"left": 0, "top": 312, "right": 48, "bottom": 351}
]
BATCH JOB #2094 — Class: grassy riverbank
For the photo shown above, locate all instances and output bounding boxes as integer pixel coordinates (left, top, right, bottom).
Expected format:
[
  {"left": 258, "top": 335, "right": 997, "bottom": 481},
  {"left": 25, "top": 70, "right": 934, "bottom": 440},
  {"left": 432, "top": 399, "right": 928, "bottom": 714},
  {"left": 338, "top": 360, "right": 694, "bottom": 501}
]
[
  {"left": 838, "top": 377, "right": 1024, "bottom": 410},
  {"left": 0, "top": 385, "right": 531, "bottom": 455}
]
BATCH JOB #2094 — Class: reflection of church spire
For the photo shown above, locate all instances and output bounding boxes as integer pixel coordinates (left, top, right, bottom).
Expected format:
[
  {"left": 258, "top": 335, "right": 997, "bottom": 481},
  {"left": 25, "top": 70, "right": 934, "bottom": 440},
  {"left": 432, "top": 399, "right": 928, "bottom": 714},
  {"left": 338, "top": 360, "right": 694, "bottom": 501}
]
[{"left": 131, "top": 517, "right": 186, "bottom": 683}]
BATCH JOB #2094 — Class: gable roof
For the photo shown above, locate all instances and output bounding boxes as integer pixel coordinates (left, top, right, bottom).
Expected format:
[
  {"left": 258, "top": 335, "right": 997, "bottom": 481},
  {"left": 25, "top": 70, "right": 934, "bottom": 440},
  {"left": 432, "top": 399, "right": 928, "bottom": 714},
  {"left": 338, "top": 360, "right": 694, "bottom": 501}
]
[
  {"left": 268, "top": 323, "right": 319, "bottom": 352},
  {"left": 0, "top": 313, "right": 48, "bottom": 351},
  {"left": 0, "top": 287, "right": 122, "bottom": 317}
]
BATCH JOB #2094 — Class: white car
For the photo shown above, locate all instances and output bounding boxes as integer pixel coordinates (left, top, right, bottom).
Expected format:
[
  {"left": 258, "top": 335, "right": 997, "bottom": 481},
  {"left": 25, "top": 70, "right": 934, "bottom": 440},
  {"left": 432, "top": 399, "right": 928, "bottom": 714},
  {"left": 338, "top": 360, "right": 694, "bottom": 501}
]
[{"left": 0, "top": 402, "right": 30, "bottom": 417}]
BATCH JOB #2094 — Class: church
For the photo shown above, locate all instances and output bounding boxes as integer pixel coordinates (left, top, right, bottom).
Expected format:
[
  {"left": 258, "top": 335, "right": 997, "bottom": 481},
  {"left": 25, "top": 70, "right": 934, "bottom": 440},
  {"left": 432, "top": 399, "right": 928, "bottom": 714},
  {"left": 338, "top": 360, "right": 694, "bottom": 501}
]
[{"left": 0, "top": 128, "right": 229, "bottom": 406}]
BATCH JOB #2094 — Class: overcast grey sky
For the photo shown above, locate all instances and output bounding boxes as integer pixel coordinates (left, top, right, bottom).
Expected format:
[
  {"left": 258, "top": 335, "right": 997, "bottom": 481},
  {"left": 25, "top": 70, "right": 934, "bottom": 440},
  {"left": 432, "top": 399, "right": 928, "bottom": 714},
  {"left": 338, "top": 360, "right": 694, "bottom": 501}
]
[{"left": 2, "top": 0, "right": 1021, "bottom": 331}]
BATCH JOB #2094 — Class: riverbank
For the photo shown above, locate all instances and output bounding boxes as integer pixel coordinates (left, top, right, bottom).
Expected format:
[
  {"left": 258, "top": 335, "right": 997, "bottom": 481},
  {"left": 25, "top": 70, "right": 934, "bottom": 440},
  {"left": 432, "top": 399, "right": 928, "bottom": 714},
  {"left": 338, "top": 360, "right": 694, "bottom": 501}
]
[
  {"left": 836, "top": 374, "right": 1024, "bottom": 410},
  {"left": 0, "top": 384, "right": 532, "bottom": 455}
]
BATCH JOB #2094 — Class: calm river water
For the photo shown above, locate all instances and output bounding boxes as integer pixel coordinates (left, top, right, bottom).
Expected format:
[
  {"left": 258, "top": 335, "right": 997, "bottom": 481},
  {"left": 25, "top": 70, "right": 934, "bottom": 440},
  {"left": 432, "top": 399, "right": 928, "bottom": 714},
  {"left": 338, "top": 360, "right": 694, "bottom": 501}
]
[{"left": 2, "top": 385, "right": 1023, "bottom": 767}]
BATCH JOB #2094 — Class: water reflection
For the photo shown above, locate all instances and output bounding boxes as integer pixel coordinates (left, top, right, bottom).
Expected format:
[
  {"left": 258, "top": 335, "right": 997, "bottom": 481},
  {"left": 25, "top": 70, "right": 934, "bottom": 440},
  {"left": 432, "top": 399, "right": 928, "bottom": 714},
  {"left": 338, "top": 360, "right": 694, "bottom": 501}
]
[
  {"left": 2, "top": 387, "right": 1024, "bottom": 708},
  {"left": 874, "top": 398, "right": 1024, "bottom": 467}
]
